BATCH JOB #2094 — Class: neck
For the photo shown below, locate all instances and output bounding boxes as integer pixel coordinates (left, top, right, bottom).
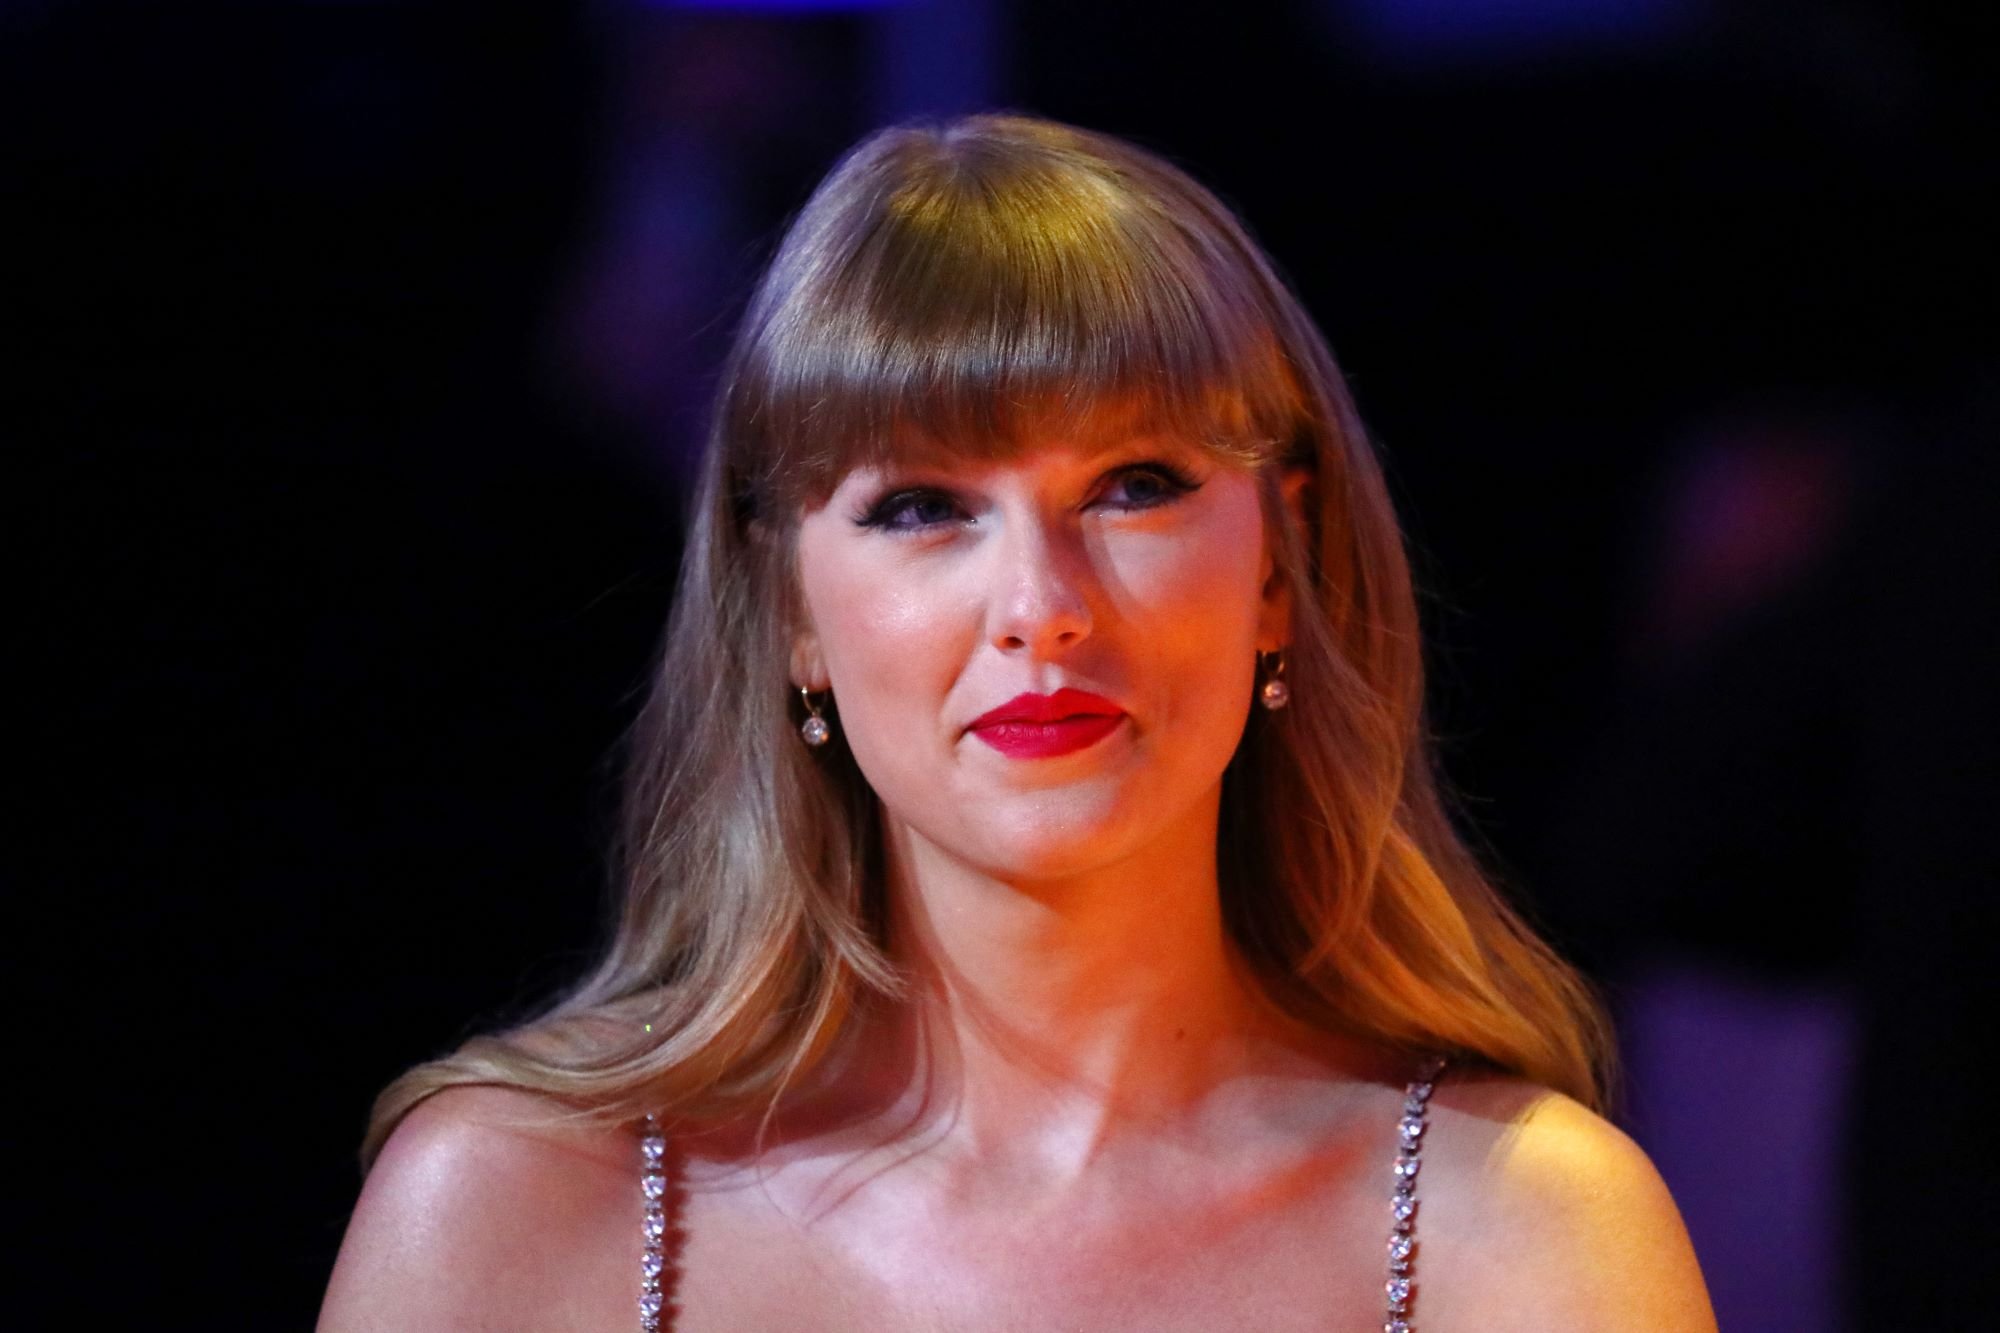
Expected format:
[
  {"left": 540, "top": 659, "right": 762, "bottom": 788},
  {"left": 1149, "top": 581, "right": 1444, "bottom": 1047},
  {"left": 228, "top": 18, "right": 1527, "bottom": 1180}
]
[{"left": 841, "top": 785, "right": 1327, "bottom": 1185}]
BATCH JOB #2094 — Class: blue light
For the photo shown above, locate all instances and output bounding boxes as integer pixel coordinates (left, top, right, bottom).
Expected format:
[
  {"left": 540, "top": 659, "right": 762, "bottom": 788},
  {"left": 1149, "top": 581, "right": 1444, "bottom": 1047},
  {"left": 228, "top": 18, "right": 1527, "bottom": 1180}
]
[
  {"left": 1337, "top": 0, "right": 1694, "bottom": 63},
  {"left": 646, "top": 0, "right": 905, "bottom": 11}
]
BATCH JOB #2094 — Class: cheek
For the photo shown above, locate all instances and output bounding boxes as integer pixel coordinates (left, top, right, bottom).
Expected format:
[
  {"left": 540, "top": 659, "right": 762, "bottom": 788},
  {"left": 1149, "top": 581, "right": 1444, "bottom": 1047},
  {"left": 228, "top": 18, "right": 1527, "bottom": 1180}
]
[
  {"left": 799, "top": 548, "right": 968, "bottom": 740},
  {"left": 816, "top": 575, "right": 940, "bottom": 644},
  {"left": 1111, "top": 503, "right": 1268, "bottom": 749},
  {"left": 1106, "top": 504, "right": 1267, "bottom": 653}
]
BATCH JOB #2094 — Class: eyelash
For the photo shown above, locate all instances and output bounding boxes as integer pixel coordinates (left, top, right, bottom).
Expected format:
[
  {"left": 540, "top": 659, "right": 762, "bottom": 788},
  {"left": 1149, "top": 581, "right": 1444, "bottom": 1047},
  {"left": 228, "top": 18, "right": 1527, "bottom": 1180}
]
[{"left": 851, "top": 462, "right": 1203, "bottom": 534}]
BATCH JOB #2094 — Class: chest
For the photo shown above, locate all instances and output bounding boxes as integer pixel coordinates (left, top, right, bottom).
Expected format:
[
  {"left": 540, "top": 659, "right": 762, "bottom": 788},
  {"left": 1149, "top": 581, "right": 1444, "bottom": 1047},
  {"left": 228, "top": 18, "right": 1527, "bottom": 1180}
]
[{"left": 658, "top": 1167, "right": 1404, "bottom": 1332}]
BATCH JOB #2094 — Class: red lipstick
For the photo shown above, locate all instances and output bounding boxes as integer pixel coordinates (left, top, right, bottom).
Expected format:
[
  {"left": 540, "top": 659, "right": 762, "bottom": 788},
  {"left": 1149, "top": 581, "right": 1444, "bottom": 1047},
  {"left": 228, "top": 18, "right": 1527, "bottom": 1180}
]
[{"left": 966, "top": 688, "right": 1126, "bottom": 759}]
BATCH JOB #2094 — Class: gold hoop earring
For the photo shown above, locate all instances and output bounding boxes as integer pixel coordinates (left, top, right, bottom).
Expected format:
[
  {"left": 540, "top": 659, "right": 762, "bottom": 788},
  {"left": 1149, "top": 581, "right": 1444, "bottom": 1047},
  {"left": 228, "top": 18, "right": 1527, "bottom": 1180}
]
[
  {"left": 1258, "top": 650, "right": 1290, "bottom": 711},
  {"left": 799, "top": 686, "right": 833, "bottom": 747}
]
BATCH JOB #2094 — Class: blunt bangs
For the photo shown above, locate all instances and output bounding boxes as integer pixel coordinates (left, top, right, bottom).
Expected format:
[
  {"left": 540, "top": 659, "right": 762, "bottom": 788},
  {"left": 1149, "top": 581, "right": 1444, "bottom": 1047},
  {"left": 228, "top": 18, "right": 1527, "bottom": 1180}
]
[{"left": 720, "top": 118, "right": 1311, "bottom": 518}]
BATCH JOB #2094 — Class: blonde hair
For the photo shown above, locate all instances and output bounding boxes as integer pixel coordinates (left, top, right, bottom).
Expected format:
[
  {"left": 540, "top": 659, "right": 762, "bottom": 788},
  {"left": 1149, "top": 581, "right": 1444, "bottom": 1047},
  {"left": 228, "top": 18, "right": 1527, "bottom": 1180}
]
[{"left": 359, "top": 110, "right": 1611, "bottom": 1173}]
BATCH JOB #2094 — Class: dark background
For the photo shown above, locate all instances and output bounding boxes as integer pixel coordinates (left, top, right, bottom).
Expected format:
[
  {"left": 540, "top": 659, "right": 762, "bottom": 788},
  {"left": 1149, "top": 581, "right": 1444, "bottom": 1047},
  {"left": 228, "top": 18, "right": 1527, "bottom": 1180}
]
[{"left": 16, "top": 1, "right": 1995, "bottom": 1327}]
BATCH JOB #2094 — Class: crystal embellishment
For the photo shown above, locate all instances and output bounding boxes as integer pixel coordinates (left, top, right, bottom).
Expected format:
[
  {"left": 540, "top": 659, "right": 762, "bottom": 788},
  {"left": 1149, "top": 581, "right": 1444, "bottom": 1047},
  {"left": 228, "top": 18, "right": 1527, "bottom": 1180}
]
[
  {"left": 639, "top": 1113, "right": 669, "bottom": 1333},
  {"left": 1382, "top": 1055, "right": 1447, "bottom": 1332}
]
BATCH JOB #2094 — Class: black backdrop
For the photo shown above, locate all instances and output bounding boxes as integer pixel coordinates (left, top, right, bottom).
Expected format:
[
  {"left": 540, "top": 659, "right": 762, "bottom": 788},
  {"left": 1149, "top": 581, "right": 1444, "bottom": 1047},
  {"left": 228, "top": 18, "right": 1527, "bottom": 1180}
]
[{"left": 15, "top": 2, "right": 1994, "bottom": 1325}]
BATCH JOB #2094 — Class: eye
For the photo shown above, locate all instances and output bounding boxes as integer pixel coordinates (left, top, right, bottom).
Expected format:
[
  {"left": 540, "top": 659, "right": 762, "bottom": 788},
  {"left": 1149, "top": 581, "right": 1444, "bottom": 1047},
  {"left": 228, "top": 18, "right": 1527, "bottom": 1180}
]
[
  {"left": 1095, "top": 461, "right": 1201, "bottom": 511},
  {"left": 848, "top": 460, "right": 1201, "bottom": 534},
  {"left": 852, "top": 487, "right": 967, "bottom": 534}
]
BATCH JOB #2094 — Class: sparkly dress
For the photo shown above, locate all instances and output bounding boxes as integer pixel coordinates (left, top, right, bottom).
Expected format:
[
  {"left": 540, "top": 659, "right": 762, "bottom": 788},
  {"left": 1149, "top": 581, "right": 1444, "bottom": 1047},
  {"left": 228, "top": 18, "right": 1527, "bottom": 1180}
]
[{"left": 635, "top": 1055, "right": 1449, "bottom": 1332}]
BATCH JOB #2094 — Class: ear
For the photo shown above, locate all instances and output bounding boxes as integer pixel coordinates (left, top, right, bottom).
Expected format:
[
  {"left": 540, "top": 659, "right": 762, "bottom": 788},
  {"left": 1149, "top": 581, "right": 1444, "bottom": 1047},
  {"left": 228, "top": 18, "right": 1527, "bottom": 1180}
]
[
  {"left": 1257, "top": 464, "right": 1312, "bottom": 652},
  {"left": 772, "top": 519, "right": 830, "bottom": 693},
  {"left": 790, "top": 631, "right": 828, "bottom": 694}
]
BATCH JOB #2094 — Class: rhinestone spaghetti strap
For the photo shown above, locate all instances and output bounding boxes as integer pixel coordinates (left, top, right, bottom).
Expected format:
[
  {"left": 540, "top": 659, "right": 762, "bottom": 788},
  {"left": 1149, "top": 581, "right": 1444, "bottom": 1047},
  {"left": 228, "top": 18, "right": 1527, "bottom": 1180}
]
[
  {"left": 636, "top": 1061, "right": 1449, "bottom": 1332},
  {"left": 638, "top": 1114, "right": 668, "bottom": 1332},
  {"left": 1385, "top": 1054, "right": 1449, "bottom": 1333}
]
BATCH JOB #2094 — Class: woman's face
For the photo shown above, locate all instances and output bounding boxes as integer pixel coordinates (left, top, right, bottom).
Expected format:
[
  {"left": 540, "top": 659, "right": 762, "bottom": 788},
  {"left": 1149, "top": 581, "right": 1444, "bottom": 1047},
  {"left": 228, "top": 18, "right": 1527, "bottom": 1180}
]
[{"left": 791, "top": 432, "right": 1303, "bottom": 886}]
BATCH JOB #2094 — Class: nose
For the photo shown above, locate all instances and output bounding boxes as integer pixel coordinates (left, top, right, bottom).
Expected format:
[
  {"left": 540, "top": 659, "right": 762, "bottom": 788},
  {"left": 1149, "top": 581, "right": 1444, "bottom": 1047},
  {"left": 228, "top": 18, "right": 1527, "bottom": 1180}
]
[{"left": 986, "top": 510, "right": 1094, "bottom": 657}]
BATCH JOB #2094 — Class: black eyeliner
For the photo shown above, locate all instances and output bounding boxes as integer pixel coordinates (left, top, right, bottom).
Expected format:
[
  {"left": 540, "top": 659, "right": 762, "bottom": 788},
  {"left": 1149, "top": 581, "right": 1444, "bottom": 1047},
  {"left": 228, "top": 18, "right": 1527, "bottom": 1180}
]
[
  {"left": 849, "top": 458, "right": 1202, "bottom": 532},
  {"left": 851, "top": 485, "right": 955, "bottom": 530}
]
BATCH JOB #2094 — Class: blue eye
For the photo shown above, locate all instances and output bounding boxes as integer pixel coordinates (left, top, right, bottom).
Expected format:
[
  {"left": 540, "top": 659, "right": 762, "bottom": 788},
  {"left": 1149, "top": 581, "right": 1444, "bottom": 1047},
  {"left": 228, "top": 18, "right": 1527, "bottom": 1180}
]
[
  {"left": 1098, "top": 463, "right": 1199, "bottom": 509},
  {"left": 850, "top": 460, "right": 1201, "bottom": 534},
  {"left": 853, "top": 489, "right": 965, "bottom": 532}
]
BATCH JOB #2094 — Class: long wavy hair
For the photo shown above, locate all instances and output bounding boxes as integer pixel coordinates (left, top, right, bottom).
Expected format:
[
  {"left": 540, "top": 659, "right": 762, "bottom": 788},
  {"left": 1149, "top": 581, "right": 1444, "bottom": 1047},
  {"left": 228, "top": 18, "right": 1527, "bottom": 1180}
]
[{"left": 360, "top": 110, "right": 1612, "bottom": 1173}]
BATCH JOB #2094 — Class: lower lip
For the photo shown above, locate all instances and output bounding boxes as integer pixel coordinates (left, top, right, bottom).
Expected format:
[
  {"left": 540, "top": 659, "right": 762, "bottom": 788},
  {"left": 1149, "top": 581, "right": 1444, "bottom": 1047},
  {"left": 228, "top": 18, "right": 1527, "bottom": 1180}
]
[{"left": 970, "top": 714, "right": 1125, "bottom": 759}]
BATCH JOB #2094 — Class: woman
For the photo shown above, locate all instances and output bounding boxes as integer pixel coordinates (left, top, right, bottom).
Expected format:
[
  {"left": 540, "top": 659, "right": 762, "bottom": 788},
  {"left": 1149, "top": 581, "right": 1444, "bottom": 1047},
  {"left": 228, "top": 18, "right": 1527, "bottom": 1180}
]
[{"left": 320, "top": 112, "right": 1714, "bottom": 1330}]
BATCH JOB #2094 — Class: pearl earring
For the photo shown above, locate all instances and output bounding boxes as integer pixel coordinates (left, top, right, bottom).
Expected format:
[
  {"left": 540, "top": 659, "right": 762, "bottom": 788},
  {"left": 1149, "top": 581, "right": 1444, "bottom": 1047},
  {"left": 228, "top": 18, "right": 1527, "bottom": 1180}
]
[
  {"left": 1258, "top": 650, "right": 1290, "bottom": 711},
  {"left": 799, "top": 686, "right": 833, "bottom": 747}
]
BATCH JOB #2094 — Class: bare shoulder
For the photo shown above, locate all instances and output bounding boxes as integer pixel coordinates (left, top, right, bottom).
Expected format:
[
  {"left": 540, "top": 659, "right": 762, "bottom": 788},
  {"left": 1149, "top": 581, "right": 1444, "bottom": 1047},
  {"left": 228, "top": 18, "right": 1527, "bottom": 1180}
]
[
  {"left": 317, "top": 1085, "right": 641, "bottom": 1332},
  {"left": 1416, "top": 1072, "right": 1717, "bottom": 1332}
]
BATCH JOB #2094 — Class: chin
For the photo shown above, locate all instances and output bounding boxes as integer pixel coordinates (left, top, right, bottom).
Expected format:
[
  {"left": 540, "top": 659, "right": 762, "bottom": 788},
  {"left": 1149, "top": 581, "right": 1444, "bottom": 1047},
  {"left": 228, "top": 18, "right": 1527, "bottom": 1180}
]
[
  {"left": 881, "top": 769, "right": 1207, "bottom": 888},
  {"left": 958, "top": 801, "right": 1150, "bottom": 885}
]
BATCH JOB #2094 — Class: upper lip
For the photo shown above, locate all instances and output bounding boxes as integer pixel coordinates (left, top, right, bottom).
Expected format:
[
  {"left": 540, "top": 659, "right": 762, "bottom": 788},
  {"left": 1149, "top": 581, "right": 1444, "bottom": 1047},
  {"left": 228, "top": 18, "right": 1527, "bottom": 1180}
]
[{"left": 967, "top": 688, "right": 1125, "bottom": 730}]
